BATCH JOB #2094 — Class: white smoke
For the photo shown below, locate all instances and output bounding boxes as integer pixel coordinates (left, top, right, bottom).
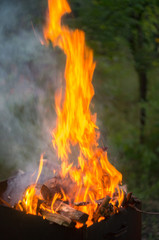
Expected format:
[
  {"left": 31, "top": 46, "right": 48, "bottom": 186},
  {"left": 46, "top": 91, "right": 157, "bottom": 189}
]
[{"left": 0, "top": 0, "right": 61, "bottom": 179}]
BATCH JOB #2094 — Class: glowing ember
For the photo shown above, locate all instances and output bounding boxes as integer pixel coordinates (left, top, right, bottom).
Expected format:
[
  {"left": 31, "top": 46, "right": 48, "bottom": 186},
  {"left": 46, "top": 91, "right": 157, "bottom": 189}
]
[{"left": 18, "top": 0, "right": 124, "bottom": 228}]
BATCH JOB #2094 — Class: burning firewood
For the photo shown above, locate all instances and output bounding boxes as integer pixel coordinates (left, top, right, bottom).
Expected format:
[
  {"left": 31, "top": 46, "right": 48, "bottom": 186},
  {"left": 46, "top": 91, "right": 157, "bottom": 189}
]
[
  {"left": 121, "top": 192, "right": 133, "bottom": 208},
  {"left": 74, "top": 197, "right": 105, "bottom": 207},
  {"left": 42, "top": 176, "right": 76, "bottom": 202},
  {"left": 36, "top": 195, "right": 88, "bottom": 225},
  {"left": 49, "top": 199, "right": 88, "bottom": 224},
  {"left": 92, "top": 195, "right": 111, "bottom": 223},
  {"left": 17, "top": 201, "right": 27, "bottom": 213},
  {"left": 0, "top": 197, "right": 12, "bottom": 208},
  {"left": 41, "top": 184, "right": 52, "bottom": 201},
  {"left": 40, "top": 209, "right": 75, "bottom": 227},
  {"left": 126, "top": 192, "right": 132, "bottom": 202},
  {"left": 41, "top": 183, "right": 63, "bottom": 201}
]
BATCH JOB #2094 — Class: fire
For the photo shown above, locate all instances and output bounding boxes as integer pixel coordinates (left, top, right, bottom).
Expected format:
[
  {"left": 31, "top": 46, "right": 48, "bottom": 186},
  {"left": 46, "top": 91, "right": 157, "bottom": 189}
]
[
  {"left": 43, "top": 0, "right": 123, "bottom": 226},
  {"left": 18, "top": 0, "right": 124, "bottom": 228},
  {"left": 18, "top": 154, "right": 44, "bottom": 215}
]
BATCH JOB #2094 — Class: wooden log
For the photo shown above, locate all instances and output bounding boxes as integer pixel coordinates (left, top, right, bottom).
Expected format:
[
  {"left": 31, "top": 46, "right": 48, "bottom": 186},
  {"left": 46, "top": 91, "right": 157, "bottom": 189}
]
[
  {"left": 74, "top": 201, "right": 90, "bottom": 206},
  {"left": 126, "top": 192, "right": 132, "bottom": 202},
  {"left": 43, "top": 177, "right": 62, "bottom": 190},
  {"left": 0, "top": 197, "right": 12, "bottom": 208},
  {"left": 36, "top": 199, "right": 44, "bottom": 215},
  {"left": 93, "top": 195, "right": 111, "bottom": 223},
  {"left": 74, "top": 197, "right": 105, "bottom": 207},
  {"left": 40, "top": 209, "right": 75, "bottom": 227},
  {"left": 18, "top": 201, "right": 27, "bottom": 213},
  {"left": 121, "top": 192, "right": 132, "bottom": 208},
  {"left": 52, "top": 199, "right": 88, "bottom": 223},
  {"left": 14, "top": 203, "right": 22, "bottom": 211},
  {"left": 121, "top": 191, "right": 127, "bottom": 207},
  {"left": 43, "top": 176, "right": 77, "bottom": 202},
  {"left": 41, "top": 185, "right": 52, "bottom": 201},
  {"left": 41, "top": 178, "right": 64, "bottom": 200}
]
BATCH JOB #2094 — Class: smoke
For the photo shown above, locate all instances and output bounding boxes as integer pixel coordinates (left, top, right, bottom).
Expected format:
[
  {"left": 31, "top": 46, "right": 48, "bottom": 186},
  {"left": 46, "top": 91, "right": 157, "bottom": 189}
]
[{"left": 0, "top": 0, "right": 61, "bottom": 179}]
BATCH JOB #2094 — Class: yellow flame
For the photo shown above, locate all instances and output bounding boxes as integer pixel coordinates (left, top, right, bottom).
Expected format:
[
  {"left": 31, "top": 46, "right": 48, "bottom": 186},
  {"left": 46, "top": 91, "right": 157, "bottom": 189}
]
[
  {"left": 43, "top": 0, "right": 124, "bottom": 227},
  {"left": 18, "top": 154, "right": 44, "bottom": 215},
  {"left": 18, "top": 0, "right": 124, "bottom": 228}
]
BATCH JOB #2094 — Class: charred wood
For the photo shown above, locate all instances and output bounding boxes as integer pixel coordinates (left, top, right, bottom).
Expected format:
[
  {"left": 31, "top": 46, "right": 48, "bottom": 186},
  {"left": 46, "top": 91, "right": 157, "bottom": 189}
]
[
  {"left": 42, "top": 177, "right": 65, "bottom": 200},
  {"left": 53, "top": 199, "right": 88, "bottom": 223},
  {"left": 40, "top": 209, "right": 75, "bottom": 227},
  {"left": 41, "top": 185, "right": 52, "bottom": 201},
  {"left": 93, "top": 195, "right": 111, "bottom": 223},
  {"left": 126, "top": 192, "right": 132, "bottom": 202},
  {"left": 74, "top": 198, "right": 105, "bottom": 207}
]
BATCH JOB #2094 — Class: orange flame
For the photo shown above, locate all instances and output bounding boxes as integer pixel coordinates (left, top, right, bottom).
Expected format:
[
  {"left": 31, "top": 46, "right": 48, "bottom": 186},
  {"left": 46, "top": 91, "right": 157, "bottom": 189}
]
[
  {"left": 18, "top": 154, "right": 44, "bottom": 215},
  {"left": 18, "top": 0, "right": 124, "bottom": 228},
  {"left": 43, "top": 0, "right": 124, "bottom": 227}
]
